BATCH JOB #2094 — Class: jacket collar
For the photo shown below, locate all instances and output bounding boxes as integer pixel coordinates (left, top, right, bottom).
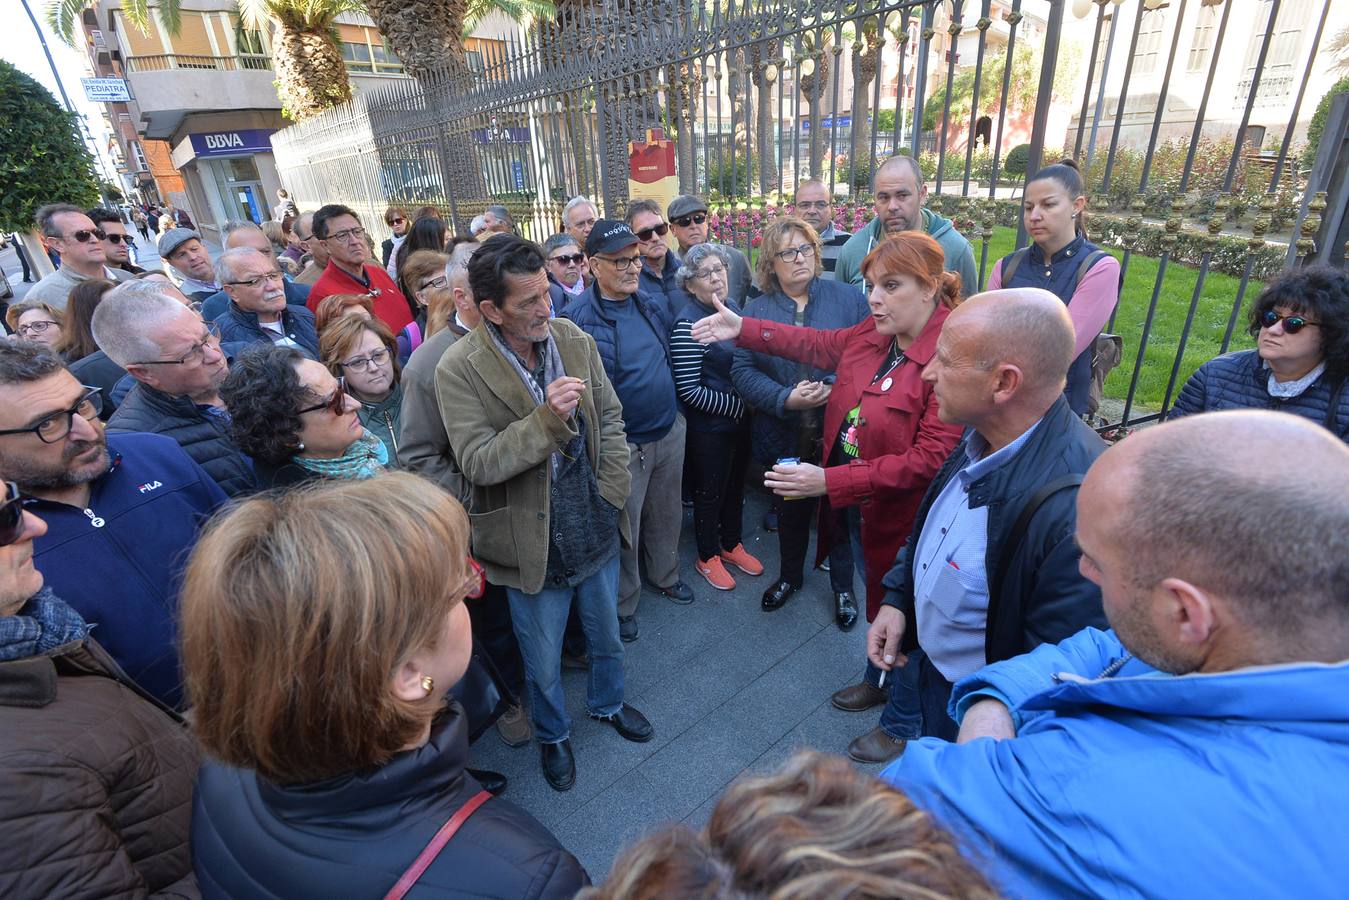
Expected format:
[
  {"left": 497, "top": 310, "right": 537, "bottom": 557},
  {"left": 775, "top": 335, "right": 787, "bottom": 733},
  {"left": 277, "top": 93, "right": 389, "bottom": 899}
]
[
  {"left": 464, "top": 320, "right": 591, "bottom": 420},
  {"left": 227, "top": 300, "right": 296, "bottom": 331},
  {"left": 962, "top": 395, "right": 1077, "bottom": 510},
  {"left": 128, "top": 380, "right": 206, "bottom": 418}
]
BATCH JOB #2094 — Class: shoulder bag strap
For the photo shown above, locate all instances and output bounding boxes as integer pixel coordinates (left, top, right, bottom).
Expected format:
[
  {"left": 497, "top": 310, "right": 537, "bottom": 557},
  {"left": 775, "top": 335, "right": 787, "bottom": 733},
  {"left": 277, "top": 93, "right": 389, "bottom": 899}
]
[
  {"left": 383, "top": 790, "right": 493, "bottom": 900},
  {"left": 1325, "top": 377, "right": 1345, "bottom": 434},
  {"left": 1000, "top": 247, "right": 1030, "bottom": 284},
  {"left": 991, "top": 473, "right": 1085, "bottom": 599},
  {"left": 1072, "top": 249, "right": 1110, "bottom": 291}
]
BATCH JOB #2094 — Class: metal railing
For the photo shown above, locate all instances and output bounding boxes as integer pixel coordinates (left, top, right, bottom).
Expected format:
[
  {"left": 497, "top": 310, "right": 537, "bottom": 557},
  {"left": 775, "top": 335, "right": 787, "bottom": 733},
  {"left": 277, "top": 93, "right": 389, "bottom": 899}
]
[
  {"left": 125, "top": 53, "right": 272, "bottom": 73},
  {"left": 273, "top": 0, "right": 1346, "bottom": 433}
]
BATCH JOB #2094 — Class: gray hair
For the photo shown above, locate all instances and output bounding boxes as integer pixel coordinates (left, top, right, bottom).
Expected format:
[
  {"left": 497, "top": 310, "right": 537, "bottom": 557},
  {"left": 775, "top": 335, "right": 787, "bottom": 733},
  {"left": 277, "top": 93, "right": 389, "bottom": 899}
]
[
  {"left": 446, "top": 240, "right": 482, "bottom": 290},
  {"left": 563, "top": 196, "right": 596, "bottom": 225},
  {"left": 294, "top": 212, "right": 315, "bottom": 241},
  {"left": 222, "top": 220, "right": 264, "bottom": 241},
  {"left": 92, "top": 279, "right": 193, "bottom": 367},
  {"left": 675, "top": 242, "right": 732, "bottom": 293},
  {"left": 486, "top": 204, "right": 513, "bottom": 227},
  {"left": 542, "top": 233, "right": 579, "bottom": 256},
  {"left": 35, "top": 203, "right": 86, "bottom": 238},
  {"left": 469, "top": 215, "right": 487, "bottom": 236},
  {"left": 215, "top": 246, "right": 270, "bottom": 286}
]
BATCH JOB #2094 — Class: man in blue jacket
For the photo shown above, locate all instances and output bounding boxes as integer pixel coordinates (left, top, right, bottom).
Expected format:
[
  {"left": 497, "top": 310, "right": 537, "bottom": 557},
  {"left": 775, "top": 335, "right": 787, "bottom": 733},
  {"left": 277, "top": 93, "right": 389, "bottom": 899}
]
[
  {"left": 563, "top": 220, "right": 695, "bottom": 641},
  {"left": 213, "top": 248, "right": 320, "bottom": 359},
  {"left": 626, "top": 199, "right": 683, "bottom": 317},
  {"left": 199, "top": 221, "right": 310, "bottom": 322},
  {"left": 847, "top": 288, "right": 1106, "bottom": 763},
  {"left": 0, "top": 342, "right": 227, "bottom": 709},
  {"left": 884, "top": 409, "right": 1349, "bottom": 899}
]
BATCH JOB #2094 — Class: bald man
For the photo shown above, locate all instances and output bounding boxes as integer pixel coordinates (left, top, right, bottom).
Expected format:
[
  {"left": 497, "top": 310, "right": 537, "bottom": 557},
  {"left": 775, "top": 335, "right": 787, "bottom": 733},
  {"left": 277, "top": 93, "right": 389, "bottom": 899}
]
[
  {"left": 835, "top": 155, "right": 978, "bottom": 296},
  {"left": 846, "top": 289, "right": 1107, "bottom": 762},
  {"left": 199, "top": 222, "right": 310, "bottom": 321},
  {"left": 882, "top": 410, "right": 1349, "bottom": 898}
]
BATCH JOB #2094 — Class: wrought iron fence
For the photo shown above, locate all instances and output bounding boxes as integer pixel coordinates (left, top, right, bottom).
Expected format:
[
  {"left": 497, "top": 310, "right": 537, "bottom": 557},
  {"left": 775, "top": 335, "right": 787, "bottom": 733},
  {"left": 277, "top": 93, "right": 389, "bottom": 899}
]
[{"left": 273, "top": 0, "right": 1347, "bottom": 431}]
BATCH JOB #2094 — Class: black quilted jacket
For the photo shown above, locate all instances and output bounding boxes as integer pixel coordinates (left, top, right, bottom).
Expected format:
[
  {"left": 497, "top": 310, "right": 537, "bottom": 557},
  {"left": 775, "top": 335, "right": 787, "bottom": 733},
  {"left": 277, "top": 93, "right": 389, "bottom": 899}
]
[{"left": 1171, "top": 350, "right": 1348, "bottom": 441}]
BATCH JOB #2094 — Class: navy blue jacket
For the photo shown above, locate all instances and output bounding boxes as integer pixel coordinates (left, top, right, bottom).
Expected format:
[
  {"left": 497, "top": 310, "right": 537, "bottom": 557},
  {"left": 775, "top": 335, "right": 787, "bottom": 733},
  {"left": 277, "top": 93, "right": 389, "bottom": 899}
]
[
  {"left": 200, "top": 280, "right": 310, "bottom": 323},
  {"left": 1171, "top": 349, "right": 1348, "bottom": 441},
  {"left": 562, "top": 282, "right": 678, "bottom": 444},
  {"left": 192, "top": 705, "right": 587, "bottom": 899},
  {"left": 26, "top": 433, "right": 227, "bottom": 708},
  {"left": 215, "top": 301, "right": 320, "bottom": 360},
  {"left": 881, "top": 395, "right": 1108, "bottom": 666},
  {"left": 731, "top": 276, "right": 868, "bottom": 463},
  {"left": 638, "top": 250, "right": 683, "bottom": 318}
]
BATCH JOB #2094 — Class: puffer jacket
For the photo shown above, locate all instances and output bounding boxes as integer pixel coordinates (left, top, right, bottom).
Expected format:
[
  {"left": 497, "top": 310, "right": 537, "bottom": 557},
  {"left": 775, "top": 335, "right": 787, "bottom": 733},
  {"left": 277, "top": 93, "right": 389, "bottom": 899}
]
[
  {"left": 215, "top": 301, "right": 320, "bottom": 360},
  {"left": 1171, "top": 349, "right": 1348, "bottom": 441},
  {"left": 108, "top": 383, "right": 257, "bottom": 497},
  {"left": 357, "top": 382, "right": 404, "bottom": 464},
  {"left": 0, "top": 634, "right": 200, "bottom": 898}
]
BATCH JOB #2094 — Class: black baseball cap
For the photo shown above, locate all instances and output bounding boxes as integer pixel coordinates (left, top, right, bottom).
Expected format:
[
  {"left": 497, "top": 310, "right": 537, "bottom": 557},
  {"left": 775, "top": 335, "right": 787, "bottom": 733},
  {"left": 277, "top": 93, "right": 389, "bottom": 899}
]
[{"left": 585, "top": 219, "right": 639, "bottom": 257}]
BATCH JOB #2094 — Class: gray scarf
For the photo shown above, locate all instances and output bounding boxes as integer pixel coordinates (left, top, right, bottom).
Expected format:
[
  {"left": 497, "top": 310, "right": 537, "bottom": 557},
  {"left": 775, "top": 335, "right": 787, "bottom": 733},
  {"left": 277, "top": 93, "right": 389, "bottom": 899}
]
[{"left": 485, "top": 322, "right": 572, "bottom": 475}]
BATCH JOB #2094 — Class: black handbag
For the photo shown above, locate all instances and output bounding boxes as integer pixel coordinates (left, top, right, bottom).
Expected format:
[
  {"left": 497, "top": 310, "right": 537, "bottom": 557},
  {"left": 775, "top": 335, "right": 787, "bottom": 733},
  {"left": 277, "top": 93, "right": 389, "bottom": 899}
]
[{"left": 449, "top": 637, "right": 514, "bottom": 743}]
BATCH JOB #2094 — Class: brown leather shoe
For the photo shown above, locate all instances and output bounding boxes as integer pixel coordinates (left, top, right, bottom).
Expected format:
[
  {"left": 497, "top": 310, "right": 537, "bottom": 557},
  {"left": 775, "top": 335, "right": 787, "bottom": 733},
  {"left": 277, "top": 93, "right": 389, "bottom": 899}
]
[
  {"left": 831, "top": 680, "right": 887, "bottom": 712},
  {"left": 847, "top": 726, "right": 908, "bottom": 764}
]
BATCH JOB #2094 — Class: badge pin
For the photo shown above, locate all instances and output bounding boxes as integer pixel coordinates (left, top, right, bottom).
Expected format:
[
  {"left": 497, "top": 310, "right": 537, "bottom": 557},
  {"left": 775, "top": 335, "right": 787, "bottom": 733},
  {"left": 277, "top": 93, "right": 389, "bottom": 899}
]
[{"left": 881, "top": 377, "right": 893, "bottom": 391}]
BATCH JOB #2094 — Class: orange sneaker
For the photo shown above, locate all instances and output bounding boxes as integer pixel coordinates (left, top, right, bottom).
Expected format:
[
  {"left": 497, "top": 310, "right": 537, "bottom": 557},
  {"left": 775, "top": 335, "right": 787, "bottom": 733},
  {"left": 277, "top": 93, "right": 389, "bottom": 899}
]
[
  {"left": 720, "top": 543, "right": 765, "bottom": 576},
  {"left": 696, "top": 556, "right": 737, "bottom": 591}
]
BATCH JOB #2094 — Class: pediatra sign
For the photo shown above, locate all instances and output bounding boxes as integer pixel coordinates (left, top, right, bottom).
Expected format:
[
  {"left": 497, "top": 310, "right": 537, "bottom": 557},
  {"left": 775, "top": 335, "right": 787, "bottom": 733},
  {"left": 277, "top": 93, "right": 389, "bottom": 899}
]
[{"left": 81, "top": 77, "right": 132, "bottom": 103}]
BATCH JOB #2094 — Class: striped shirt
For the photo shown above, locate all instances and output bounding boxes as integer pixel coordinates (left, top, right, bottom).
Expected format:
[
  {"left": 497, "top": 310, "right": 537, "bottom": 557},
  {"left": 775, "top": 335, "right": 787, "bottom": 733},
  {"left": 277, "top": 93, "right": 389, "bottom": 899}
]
[
  {"left": 818, "top": 223, "right": 851, "bottom": 281},
  {"left": 669, "top": 320, "right": 745, "bottom": 420}
]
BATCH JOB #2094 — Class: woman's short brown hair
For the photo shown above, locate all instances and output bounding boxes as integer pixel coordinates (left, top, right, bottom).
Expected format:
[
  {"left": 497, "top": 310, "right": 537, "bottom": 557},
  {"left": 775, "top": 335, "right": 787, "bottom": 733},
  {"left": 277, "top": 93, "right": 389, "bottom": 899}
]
[
  {"left": 384, "top": 205, "right": 409, "bottom": 226},
  {"left": 860, "top": 231, "right": 963, "bottom": 310},
  {"left": 313, "top": 292, "right": 374, "bottom": 335},
  {"left": 584, "top": 751, "right": 994, "bottom": 900},
  {"left": 5, "top": 300, "right": 63, "bottom": 334},
  {"left": 319, "top": 312, "right": 401, "bottom": 384},
  {"left": 756, "top": 216, "right": 823, "bottom": 295},
  {"left": 180, "top": 472, "right": 472, "bottom": 783},
  {"left": 402, "top": 250, "right": 449, "bottom": 303}
]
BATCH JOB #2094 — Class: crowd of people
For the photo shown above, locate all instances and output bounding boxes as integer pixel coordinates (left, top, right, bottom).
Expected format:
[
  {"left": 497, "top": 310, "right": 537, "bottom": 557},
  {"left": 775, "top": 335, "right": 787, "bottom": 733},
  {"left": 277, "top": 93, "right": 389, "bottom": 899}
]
[{"left": 1, "top": 156, "right": 1346, "bottom": 898}]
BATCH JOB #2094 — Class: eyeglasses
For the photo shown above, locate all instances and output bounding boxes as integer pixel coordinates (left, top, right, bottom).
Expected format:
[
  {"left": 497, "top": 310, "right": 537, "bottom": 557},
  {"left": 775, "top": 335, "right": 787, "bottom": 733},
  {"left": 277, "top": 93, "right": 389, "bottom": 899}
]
[
  {"left": 774, "top": 244, "right": 817, "bottom": 263},
  {"left": 387, "top": 217, "right": 406, "bottom": 226},
  {"left": 298, "top": 377, "right": 349, "bottom": 416},
  {"left": 691, "top": 263, "right": 727, "bottom": 280},
  {"left": 130, "top": 322, "right": 221, "bottom": 366},
  {"left": 103, "top": 232, "right": 132, "bottom": 244},
  {"left": 0, "top": 482, "right": 33, "bottom": 548},
  {"left": 341, "top": 347, "right": 392, "bottom": 372},
  {"left": 634, "top": 222, "right": 669, "bottom": 242},
  {"left": 549, "top": 252, "right": 585, "bottom": 266},
  {"left": 1260, "top": 309, "right": 1321, "bottom": 334},
  {"left": 419, "top": 275, "right": 448, "bottom": 292},
  {"left": 325, "top": 226, "right": 366, "bottom": 243},
  {"left": 795, "top": 200, "right": 830, "bottom": 210},
  {"left": 226, "top": 270, "right": 285, "bottom": 289},
  {"left": 16, "top": 320, "right": 59, "bottom": 338},
  {"left": 595, "top": 255, "right": 643, "bottom": 271},
  {"left": 463, "top": 556, "right": 486, "bottom": 600},
  {"left": 64, "top": 228, "right": 106, "bottom": 243},
  {"left": 0, "top": 387, "right": 102, "bottom": 444},
  {"left": 672, "top": 213, "right": 707, "bottom": 228}
]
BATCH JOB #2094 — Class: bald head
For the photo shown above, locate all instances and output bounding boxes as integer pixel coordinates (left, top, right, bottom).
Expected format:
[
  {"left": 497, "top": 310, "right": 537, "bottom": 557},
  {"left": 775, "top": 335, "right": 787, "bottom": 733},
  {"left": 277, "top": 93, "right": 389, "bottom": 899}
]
[
  {"left": 224, "top": 222, "right": 271, "bottom": 255},
  {"left": 875, "top": 154, "right": 922, "bottom": 186},
  {"left": 960, "top": 288, "right": 1074, "bottom": 394}
]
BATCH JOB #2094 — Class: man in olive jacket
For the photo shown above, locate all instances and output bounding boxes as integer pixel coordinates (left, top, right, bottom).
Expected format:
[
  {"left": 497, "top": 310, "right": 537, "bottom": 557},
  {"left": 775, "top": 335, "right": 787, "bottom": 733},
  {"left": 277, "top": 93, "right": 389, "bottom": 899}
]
[{"left": 435, "top": 236, "right": 653, "bottom": 793}]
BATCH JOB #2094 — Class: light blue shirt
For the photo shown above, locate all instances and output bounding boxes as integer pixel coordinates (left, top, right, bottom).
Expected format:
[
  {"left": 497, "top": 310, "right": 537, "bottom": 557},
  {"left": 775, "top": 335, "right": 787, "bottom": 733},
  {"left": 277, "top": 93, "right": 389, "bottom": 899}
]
[{"left": 913, "top": 418, "right": 1043, "bottom": 682}]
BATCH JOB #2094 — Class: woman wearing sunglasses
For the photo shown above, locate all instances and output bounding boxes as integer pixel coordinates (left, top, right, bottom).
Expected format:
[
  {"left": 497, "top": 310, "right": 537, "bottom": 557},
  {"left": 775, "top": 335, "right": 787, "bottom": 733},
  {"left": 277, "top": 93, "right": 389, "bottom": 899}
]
[
  {"left": 182, "top": 473, "right": 586, "bottom": 898},
  {"left": 320, "top": 314, "right": 406, "bottom": 464},
  {"left": 219, "top": 344, "right": 387, "bottom": 489},
  {"left": 5, "top": 300, "right": 64, "bottom": 348},
  {"left": 0, "top": 486, "right": 200, "bottom": 898},
  {"left": 1172, "top": 264, "right": 1349, "bottom": 440}
]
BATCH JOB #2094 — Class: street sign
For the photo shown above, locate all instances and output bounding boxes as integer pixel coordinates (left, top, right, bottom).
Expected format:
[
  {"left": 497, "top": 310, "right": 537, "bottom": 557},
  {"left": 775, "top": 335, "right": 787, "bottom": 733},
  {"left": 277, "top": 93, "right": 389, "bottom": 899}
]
[{"left": 81, "top": 78, "right": 131, "bottom": 103}]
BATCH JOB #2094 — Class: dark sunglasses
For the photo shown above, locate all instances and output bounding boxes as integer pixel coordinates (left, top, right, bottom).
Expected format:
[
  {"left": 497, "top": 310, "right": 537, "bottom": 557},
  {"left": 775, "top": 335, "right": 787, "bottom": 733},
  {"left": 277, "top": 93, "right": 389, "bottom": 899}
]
[
  {"left": 0, "top": 482, "right": 29, "bottom": 548},
  {"left": 635, "top": 222, "right": 669, "bottom": 241},
  {"left": 672, "top": 213, "right": 707, "bottom": 228},
  {"left": 550, "top": 252, "right": 586, "bottom": 266},
  {"left": 104, "top": 233, "right": 132, "bottom": 244},
  {"left": 67, "top": 228, "right": 106, "bottom": 243},
  {"left": 387, "top": 217, "right": 406, "bottom": 226},
  {"left": 1260, "top": 310, "right": 1321, "bottom": 334},
  {"left": 298, "top": 376, "right": 348, "bottom": 416}
]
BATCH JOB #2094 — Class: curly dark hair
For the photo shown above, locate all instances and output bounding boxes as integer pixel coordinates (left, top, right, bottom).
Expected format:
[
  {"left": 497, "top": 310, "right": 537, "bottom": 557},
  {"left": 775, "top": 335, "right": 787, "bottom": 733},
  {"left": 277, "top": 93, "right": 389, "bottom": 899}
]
[
  {"left": 1247, "top": 264, "right": 1349, "bottom": 380},
  {"left": 219, "top": 345, "right": 310, "bottom": 466}
]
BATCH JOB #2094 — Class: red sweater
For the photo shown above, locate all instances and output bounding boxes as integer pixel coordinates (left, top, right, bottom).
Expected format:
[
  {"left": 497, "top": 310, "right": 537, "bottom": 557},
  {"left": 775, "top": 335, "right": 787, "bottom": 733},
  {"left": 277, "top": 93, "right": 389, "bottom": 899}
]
[
  {"left": 307, "top": 261, "right": 414, "bottom": 332},
  {"left": 736, "top": 306, "right": 963, "bottom": 621}
]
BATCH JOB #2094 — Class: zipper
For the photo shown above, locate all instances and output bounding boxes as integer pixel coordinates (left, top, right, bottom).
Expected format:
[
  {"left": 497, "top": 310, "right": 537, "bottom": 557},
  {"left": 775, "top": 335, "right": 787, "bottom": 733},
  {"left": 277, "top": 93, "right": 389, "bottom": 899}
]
[
  {"left": 383, "top": 411, "right": 398, "bottom": 455},
  {"left": 84, "top": 507, "right": 105, "bottom": 528}
]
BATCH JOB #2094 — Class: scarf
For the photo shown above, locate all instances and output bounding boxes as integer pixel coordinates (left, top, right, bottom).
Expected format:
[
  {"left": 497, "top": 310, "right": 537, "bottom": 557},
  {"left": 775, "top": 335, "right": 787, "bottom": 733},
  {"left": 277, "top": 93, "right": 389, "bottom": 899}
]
[
  {"left": 293, "top": 429, "right": 388, "bottom": 480},
  {"left": 485, "top": 321, "right": 576, "bottom": 476},
  {"left": 1266, "top": 360, "right": 1326, "bottom": 399},
  {"left": 0, "top": 587, "right": 90, "bottom": 662}
]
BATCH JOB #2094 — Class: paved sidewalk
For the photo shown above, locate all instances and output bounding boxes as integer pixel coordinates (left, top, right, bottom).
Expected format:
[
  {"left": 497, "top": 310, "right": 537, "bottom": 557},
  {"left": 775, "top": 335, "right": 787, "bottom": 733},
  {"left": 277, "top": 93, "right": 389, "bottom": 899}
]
[{"left": 469, "top": 486, "right": 891, "bottom": 881}]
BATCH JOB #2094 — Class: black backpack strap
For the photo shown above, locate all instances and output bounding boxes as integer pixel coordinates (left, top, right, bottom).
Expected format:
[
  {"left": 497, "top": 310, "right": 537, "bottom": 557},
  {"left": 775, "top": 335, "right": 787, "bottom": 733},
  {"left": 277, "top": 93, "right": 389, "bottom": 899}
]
[
  {"left": 992, "top": 473, "right": 1085, "bottom": 598},
  {"left": 1072, "top": 249, "right": 1110, "bottom": 290},
  {"left": 1325, "top": 378, "right": 1345, "bottom": 434},
  {"left": 1000, "top": 247, "right": 1030, "bottom": 284}
]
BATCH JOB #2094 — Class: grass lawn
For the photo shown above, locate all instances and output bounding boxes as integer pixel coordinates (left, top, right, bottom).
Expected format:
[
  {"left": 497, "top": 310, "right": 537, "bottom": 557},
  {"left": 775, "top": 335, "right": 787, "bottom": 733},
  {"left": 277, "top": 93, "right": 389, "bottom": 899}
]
[{"left": 978, "top": 227, "right": 1260, "bottom": 414}]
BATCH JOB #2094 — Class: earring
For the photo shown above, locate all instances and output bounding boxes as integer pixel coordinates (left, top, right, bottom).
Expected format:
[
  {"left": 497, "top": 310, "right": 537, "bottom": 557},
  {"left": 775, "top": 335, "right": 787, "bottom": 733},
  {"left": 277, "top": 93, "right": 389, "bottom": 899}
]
[
  {"left": 420, "top": 674, "right": 435, "bottom": 694},
  {"left": 296, "top": 442, "right": 305, "bottom": 451}
]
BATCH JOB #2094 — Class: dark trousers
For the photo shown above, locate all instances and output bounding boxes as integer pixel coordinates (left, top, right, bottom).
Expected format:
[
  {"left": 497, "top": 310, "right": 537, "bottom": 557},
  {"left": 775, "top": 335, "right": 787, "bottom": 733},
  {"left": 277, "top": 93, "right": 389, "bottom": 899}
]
[
  {"left": 918, "top": 652, "right": 958, "bottom": 741},
  {"left": 777, "top": 493, "right": 854, "bottom": 592},
  {"left": 11, "top": 239, "right": 31, "bottom": 282},
  {"left": 686, "top": 424, "right": 751, "bottom": 560},
  {"left": 465, "top": 582, "right": 525, "bottom": 699}
]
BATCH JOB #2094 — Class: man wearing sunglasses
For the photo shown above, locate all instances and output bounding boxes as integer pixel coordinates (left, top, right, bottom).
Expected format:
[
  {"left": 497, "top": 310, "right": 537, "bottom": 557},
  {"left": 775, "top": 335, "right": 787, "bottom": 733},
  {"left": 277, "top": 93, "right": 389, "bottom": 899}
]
[
  {"left": 0, "top": 342, "right": 227, "bottom": 709},
  {"left": 667, "top": 194, "right": 755, "bottom": 304},
  {"left": 26, "top": 203, "right": 135, "bottom": 309},
  {"left": 96, "top": 279, "right": 257, "bottom": 497},
  {"left": 87, "top": 208, "right": 146, "bottom": 276},
  {"left": 624, "top": 199, "right": 684, "bottom": 317}
]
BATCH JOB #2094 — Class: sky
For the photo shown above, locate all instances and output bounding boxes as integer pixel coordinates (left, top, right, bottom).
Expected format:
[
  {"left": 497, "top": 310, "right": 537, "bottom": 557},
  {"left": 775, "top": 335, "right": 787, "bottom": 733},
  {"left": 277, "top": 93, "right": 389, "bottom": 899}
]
[{"left": 2, "top": 0, "right": 125, "bottom": 185}]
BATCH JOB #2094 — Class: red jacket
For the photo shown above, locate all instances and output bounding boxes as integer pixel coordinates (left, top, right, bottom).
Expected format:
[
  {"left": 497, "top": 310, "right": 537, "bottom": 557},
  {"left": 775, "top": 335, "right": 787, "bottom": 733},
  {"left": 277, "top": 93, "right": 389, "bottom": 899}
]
[
  {"left": 307, "top": 261, "right": 414, "bottom": 332},
  {"left": 737, "top": 305, "right": 962, "bottom": 620}
]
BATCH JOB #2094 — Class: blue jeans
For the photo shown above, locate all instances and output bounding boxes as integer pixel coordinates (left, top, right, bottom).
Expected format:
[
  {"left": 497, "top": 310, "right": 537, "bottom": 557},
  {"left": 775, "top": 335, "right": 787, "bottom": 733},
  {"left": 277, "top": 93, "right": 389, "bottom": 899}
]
[
  {"left": 867, "top": 647, "right": 925, "bottom": 741},
  {"left": 505, "top": 554, "right": 624, "bottom": 744}
]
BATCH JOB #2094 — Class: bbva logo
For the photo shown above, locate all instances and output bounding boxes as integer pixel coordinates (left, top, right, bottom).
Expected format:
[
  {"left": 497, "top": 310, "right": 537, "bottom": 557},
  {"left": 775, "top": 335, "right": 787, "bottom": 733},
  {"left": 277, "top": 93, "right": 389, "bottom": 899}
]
[{"left": 204, "top": 133, "right": 246, "bottom": 149}]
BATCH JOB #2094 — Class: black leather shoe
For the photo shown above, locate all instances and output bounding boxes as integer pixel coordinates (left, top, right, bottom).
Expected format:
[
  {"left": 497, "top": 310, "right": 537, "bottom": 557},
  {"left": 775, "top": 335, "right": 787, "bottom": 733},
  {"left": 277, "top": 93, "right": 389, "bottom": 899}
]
[
  {"left": 761, "top": 580, "right": 797, "bottom": 611},
  {"left": 540, "top": 739, "right": 576, "bottom": 791},
  {"left": 834, "top": 591, "right": 859, "bottom": 631},
  {"left": 590, "top": 703, "right": 654, "bottom": 742},
  {"left": 467, "top": 767, "right": 508, "bottom": 796}
]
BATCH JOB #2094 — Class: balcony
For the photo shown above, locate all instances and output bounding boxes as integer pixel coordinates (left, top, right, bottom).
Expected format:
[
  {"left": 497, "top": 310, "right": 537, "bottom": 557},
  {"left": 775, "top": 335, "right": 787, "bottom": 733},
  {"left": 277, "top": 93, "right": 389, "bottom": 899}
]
[{"left": 123, "top": 54, "right": 281, "bottom": 140}]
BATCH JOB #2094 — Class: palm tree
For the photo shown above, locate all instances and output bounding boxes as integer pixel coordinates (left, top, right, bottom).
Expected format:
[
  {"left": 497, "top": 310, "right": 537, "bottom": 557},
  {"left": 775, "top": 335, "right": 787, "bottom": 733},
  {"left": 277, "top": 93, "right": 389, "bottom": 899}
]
[
  {"left": 47, "top": 0, "right": 179, "bottom": 44},
  {"left": 237, "top": 0, "right": 363, "bottom": 120},
  {"left": 848, "top": 15, "right": 884, "bottom": 180},
  {"left": 366, "top": 0, "right": 553, "bottom": 80},
  {"left": 748, "top": 36, "right": 779, "bottom": 194},
  {"left": 798, "top": 29, "right": 832, "bottom": 178}
]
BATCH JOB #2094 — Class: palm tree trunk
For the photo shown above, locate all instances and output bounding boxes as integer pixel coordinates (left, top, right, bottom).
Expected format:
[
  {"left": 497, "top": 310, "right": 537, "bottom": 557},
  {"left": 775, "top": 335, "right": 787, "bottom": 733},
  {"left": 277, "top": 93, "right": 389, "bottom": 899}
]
[
  {"left": 271, "top": 23, "right": 352, "bottom": 121},
  {"left": 364, "top": 0, "right": 470, "bottom": 81},
  {"left": 750, "top": 40, "right": 779, "bottom": 194}
]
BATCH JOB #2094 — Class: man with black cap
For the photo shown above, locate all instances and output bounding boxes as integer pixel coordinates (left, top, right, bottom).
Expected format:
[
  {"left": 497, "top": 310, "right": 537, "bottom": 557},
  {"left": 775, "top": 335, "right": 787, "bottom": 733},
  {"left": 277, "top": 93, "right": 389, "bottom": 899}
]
[
  {"left": 668, "top": 194, "right": 755, "bottom": 303},
  {"left": 158, "top": 228, "right": 220, "bottom": 303},
  {"left": 563, "top": 220, "right": 695, "bottom": 642}
]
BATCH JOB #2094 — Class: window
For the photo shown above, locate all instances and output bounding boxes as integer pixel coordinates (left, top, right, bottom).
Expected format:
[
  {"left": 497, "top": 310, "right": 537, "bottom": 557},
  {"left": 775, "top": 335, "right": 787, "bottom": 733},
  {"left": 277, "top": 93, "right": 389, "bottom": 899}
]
[
  {"left": 129, "top": 140, "right": 148, "bottom": 173},
  {"left": 341, "top": 41, "right": 373, "bottom": 73},
  {"left": 372, "top": 43, "right": 403, "bottom": 74},
  {"left": 1132, "top": 8, "right": 1166, "bottom": 77},
  {"left": 1187, "top": 4, "right": 1216, "bottom": 72},
  {"left": 1235, "top": 0, "right": 1308, "bottom": 106},
  {"left": 466, "top": 50, "right": 484, "bottom": 73},
  {"left": 237, "top": 28, "right": 266, "bottom": 55}
]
